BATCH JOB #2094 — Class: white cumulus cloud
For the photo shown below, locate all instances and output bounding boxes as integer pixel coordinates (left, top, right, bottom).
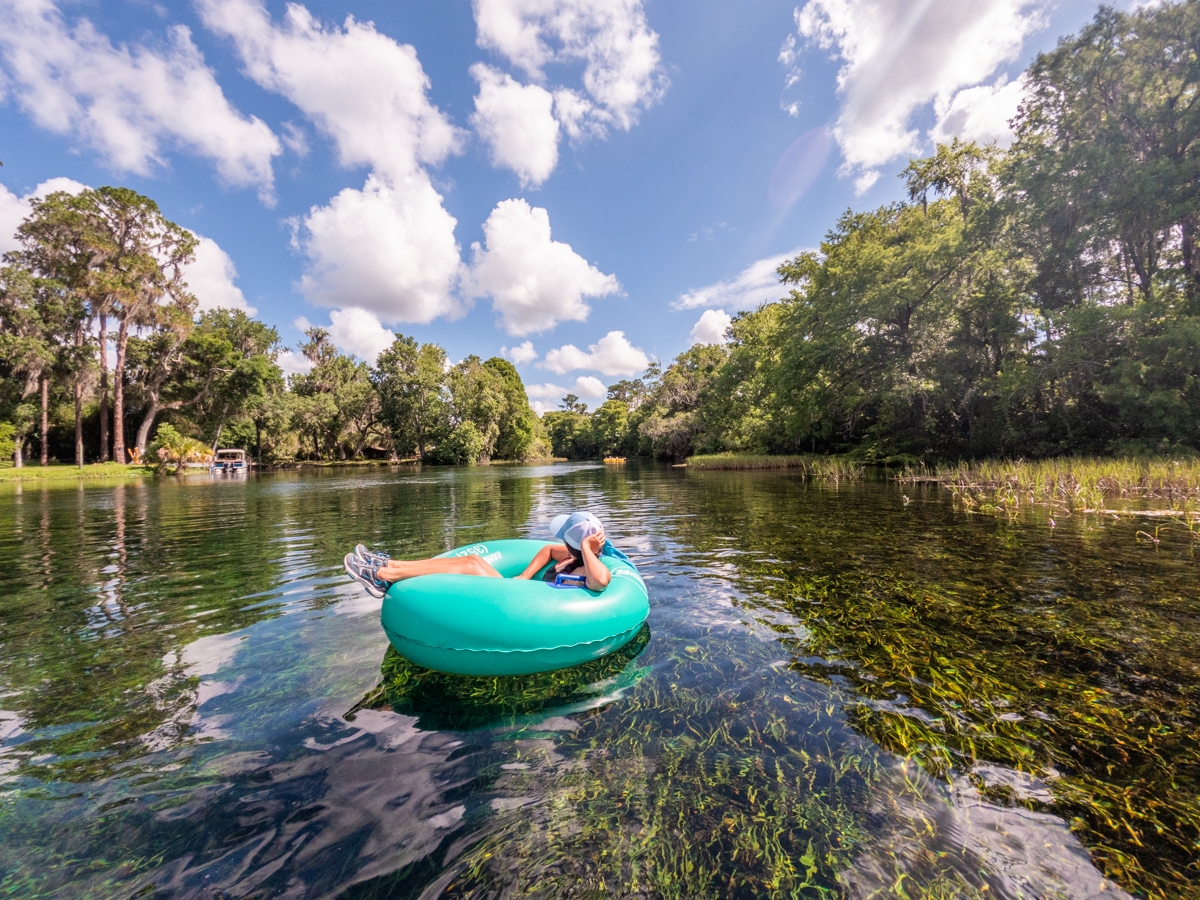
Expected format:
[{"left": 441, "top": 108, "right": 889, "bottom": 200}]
[
  {"left": 525, "top": 376, "right": 605, "bottom": 412},
  {"left": 277, "top": 349, "right": 314, "bottom": 378},
  {"left": 199, "top": 0, "right": 466, "bottom": 323},
  {"left": 326, "top": 307, "right": 395, "bottom": 363},
  {"left": 466, "top": 198, "right": 619, "bottom": 336},
  {"left": 930, "top": 74, "right": 1028, "bottom": 147},
  {"left": 471, "top": 63, "right": 560, "bottom": 187},
  {"left": 0, "top": 0, "right": 280, "bottom": 199},
  {"left": 0, "top": 185, "right": 25, "bottom": 257},
  {"left": 573, "top": 375, "right": 606, "bottom": 398},
  {"left": 690, "top": 309, "right": 732, "bottom": 346},
  {"left": 0, "top": 176, "right": 89, "bottom": 255},
  {"left": 185, "top": 236, "right": 255, "bottom": 315},
  {"left": 502, "top": 340, "right": 538, "bottom": 365},
  {"left": 675, "top": 247, "right": 806, "bottom": 311},
  {"left": 474, "top": 0, "right": 667, "bottom": 132},
  {"left": 790, "top": 0, "right": 1045, "bottom": 190},
  {"left": 542, "top": 330, "right": 648, "bottom": 376},
  {"left": 198, "top": 0, "right": 463, "bottom": 181},
  {"left": 293, "top": 173, "right": 463, "bottom": 324},
  {"left": 525, "top": 381, "right": 570, "bottom": 399}
]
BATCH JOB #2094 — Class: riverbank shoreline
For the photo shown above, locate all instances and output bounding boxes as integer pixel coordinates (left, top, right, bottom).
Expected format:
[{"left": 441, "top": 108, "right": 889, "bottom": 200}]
[
  {"left": 0, "top": 455, "right": 571, "bottom": 482},
  {"left": 0, "top": 462, "right": 154, "bottom": 482},
  {"left": 682, "top": 452, "right": 1200, "bottom": 523}
]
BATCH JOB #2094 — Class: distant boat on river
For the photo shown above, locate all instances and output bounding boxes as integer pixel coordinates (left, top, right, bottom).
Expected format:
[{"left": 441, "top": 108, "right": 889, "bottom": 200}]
[{"left": 211, "top": 449, "right": 249, "bottom": 474}]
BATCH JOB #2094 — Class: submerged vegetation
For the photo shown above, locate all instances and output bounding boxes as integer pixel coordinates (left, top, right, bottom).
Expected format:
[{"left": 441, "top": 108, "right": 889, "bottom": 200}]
[
  {"left": 356, "top": 471, "right": 1200, "bottom": 899},
  {"left": 1, "top": 465, "right": 1199, "bottom": 897},
  {"left": 785, "top": 568, "right": 1200, "bottom": 898}
]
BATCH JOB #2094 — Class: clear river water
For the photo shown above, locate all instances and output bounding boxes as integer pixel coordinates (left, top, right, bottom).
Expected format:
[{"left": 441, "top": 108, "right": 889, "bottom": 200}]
[{"left": 0, "top": 463, "right": 1197, "bottom": 899}]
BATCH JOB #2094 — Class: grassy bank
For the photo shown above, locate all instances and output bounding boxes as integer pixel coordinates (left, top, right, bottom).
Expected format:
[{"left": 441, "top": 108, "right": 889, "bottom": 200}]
[
  {"left": 0, "top": 462, "right": 154, "bottom": 483},
  {"left": 286, "top": 458, "right": 415, "bottom": 468},
  {"left": 686, "top": 453, "right": 864, "bottom": 480},
  {"left": 283, "top": 456, "right": 566, "bottom": 469}
]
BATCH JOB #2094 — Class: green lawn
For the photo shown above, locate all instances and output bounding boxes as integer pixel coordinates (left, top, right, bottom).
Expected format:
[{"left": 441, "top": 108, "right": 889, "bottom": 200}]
[{"left": 0, "top": 461, "right": 154, "bottom": 482}]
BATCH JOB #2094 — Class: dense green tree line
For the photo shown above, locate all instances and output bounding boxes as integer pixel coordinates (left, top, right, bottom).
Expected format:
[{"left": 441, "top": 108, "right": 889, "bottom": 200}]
[
  {"left": 4, "top": 2, "right": 1195, "bottom": 467},
  {"left": 0, "top": 189, "right": 547, "bottom": 467},
  {"left": 551, "top": 1, "right": 1200, "bottom": 461}
]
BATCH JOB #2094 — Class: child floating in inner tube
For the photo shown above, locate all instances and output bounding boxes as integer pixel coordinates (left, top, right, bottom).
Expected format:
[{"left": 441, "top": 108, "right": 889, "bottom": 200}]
[{"left": 344, "top": 511, "right": 612, "bottom": 598}]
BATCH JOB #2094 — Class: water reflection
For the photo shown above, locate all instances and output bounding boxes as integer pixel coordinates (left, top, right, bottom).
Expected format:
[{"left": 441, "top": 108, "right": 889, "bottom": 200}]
[
  {"left": 0, "top": 465, "right": 1195, "bottom": 899},
  {"left": 349, "top": 627, "right": 651, "bottom": 732},
  {"left": 841, "top": 761, "right": 1133, "bottom": 898}
]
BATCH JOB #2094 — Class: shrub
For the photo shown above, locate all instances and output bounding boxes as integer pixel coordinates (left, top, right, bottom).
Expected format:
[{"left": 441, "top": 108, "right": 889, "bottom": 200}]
[{"left": 149, "top": 423, "right": 213, "bottom": 473}]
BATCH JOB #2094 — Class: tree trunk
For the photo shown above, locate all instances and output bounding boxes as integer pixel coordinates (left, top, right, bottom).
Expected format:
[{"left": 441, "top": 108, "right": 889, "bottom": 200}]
[
  {"left": 134, "top": 398, "right": 162, "bottom": 459},
  {"left": 40, "top": 375, "right": 49, "bottom": 466},
  {"left": 113, "top": 322, "right": 129, "bottom": 463},
  {"left": 1123, "top": 237, "right": 1153, "bottom": 303},
  {"left": 14, "top": 437, "right": 23, "bottom": 468},
  {"left": 1183, "top": 217, "right": 1200, "bottom": 313},
  {"left": 75, "top": 324, "right": 85, "bottom": 467},
  {"left": 134, "top": 375, "right": 218, "bottom": 461},
  {"left": 99, "top": 314, "right": 110, "bottom": 462},
  {"left": 211, "top": 404, "right": 228, "bottom": 454},
  {"left": 74, "top": 376, "right": 84, "bottom": 467}
]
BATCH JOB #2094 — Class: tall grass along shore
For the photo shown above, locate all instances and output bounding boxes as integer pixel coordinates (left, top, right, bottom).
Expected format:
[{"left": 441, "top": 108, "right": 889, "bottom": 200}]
[
  {"left": 899, "top": 457, "right": 1200, "bottom": 519},
  {"left": 687, "top": 453, "right": 1200, "bottom": 517},
  {"left": 686, "top": 453, "right": 864, "bottom": 481}
]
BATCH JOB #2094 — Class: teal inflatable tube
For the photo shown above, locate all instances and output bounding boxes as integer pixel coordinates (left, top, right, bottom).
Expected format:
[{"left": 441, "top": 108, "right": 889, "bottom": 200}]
[{"left": 379, "top": 539, "right": 650, "bottom": 676}]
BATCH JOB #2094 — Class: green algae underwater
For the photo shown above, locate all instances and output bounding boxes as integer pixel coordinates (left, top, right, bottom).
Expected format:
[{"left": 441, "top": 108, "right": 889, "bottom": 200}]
[{"left": 0, "top": 463, "right": 1196, "bottom": 899}]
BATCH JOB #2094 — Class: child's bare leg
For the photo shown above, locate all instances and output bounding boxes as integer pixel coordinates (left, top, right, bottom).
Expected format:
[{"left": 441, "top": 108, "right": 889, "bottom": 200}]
[{"left": 375, "top": 555, "right": 503, "bottom": 583}]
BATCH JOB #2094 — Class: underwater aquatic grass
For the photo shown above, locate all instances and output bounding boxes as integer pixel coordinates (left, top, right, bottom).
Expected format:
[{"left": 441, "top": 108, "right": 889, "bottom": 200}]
[
  {"left": 4, "top": 467, "right": 1200, "bottom": 900},
  {"left": 349, "top": 629, "right": 888, "bottom": 898},
  {"left": 756, "top": 571, "right": 1200, "bottom": 899},
  {"left": 370, "top": 626, "right": 1061, "bottom": 899},
  {"left": 441, "top": 651, "right": 880, "bottom": 899}
]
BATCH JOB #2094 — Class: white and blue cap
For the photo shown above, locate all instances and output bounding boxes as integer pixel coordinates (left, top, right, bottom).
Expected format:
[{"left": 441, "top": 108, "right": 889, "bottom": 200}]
[{"left": 549, "top": 511, "right": 604, "bottom": 549}]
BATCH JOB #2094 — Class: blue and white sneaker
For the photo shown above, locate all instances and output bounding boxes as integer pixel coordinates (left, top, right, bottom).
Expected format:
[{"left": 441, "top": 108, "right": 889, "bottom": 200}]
[
  {"left": 344, "top": 553, "right": 389, "bottom": 599},
  {"left": 354, "top": 543, "right": 391, "bottom": 568}
]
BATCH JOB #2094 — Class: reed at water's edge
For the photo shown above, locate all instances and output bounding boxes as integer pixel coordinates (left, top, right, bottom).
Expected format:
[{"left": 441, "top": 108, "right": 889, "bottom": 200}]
[
  {"left": 685, "top": 453, "right": 865, "bottom": 481},
  {"left": 899, "top": 457, "right": 1200, "bottom": 515},
  {"left": 685, "top": 452, "right": 1200, "bottom": 520}
]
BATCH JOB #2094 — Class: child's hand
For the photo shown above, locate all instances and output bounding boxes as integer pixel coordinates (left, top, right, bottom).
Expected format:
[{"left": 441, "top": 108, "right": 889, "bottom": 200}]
[{"left": 583, "top": 530, "right": 606, "bottom": 555}]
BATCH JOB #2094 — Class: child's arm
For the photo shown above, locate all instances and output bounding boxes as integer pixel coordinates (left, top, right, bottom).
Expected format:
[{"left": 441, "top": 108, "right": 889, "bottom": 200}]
[
  {"left": 580, "top": 532, "right": 612, "bottom": 591},
  {"left": 515, "top": 542, "right": 567, "bottom": 580}
]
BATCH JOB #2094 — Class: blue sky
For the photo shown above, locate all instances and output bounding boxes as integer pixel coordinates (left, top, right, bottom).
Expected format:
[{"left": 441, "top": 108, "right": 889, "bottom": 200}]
[{"left": 1, "top": 0, "right": 1108, "bottom": 409}]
